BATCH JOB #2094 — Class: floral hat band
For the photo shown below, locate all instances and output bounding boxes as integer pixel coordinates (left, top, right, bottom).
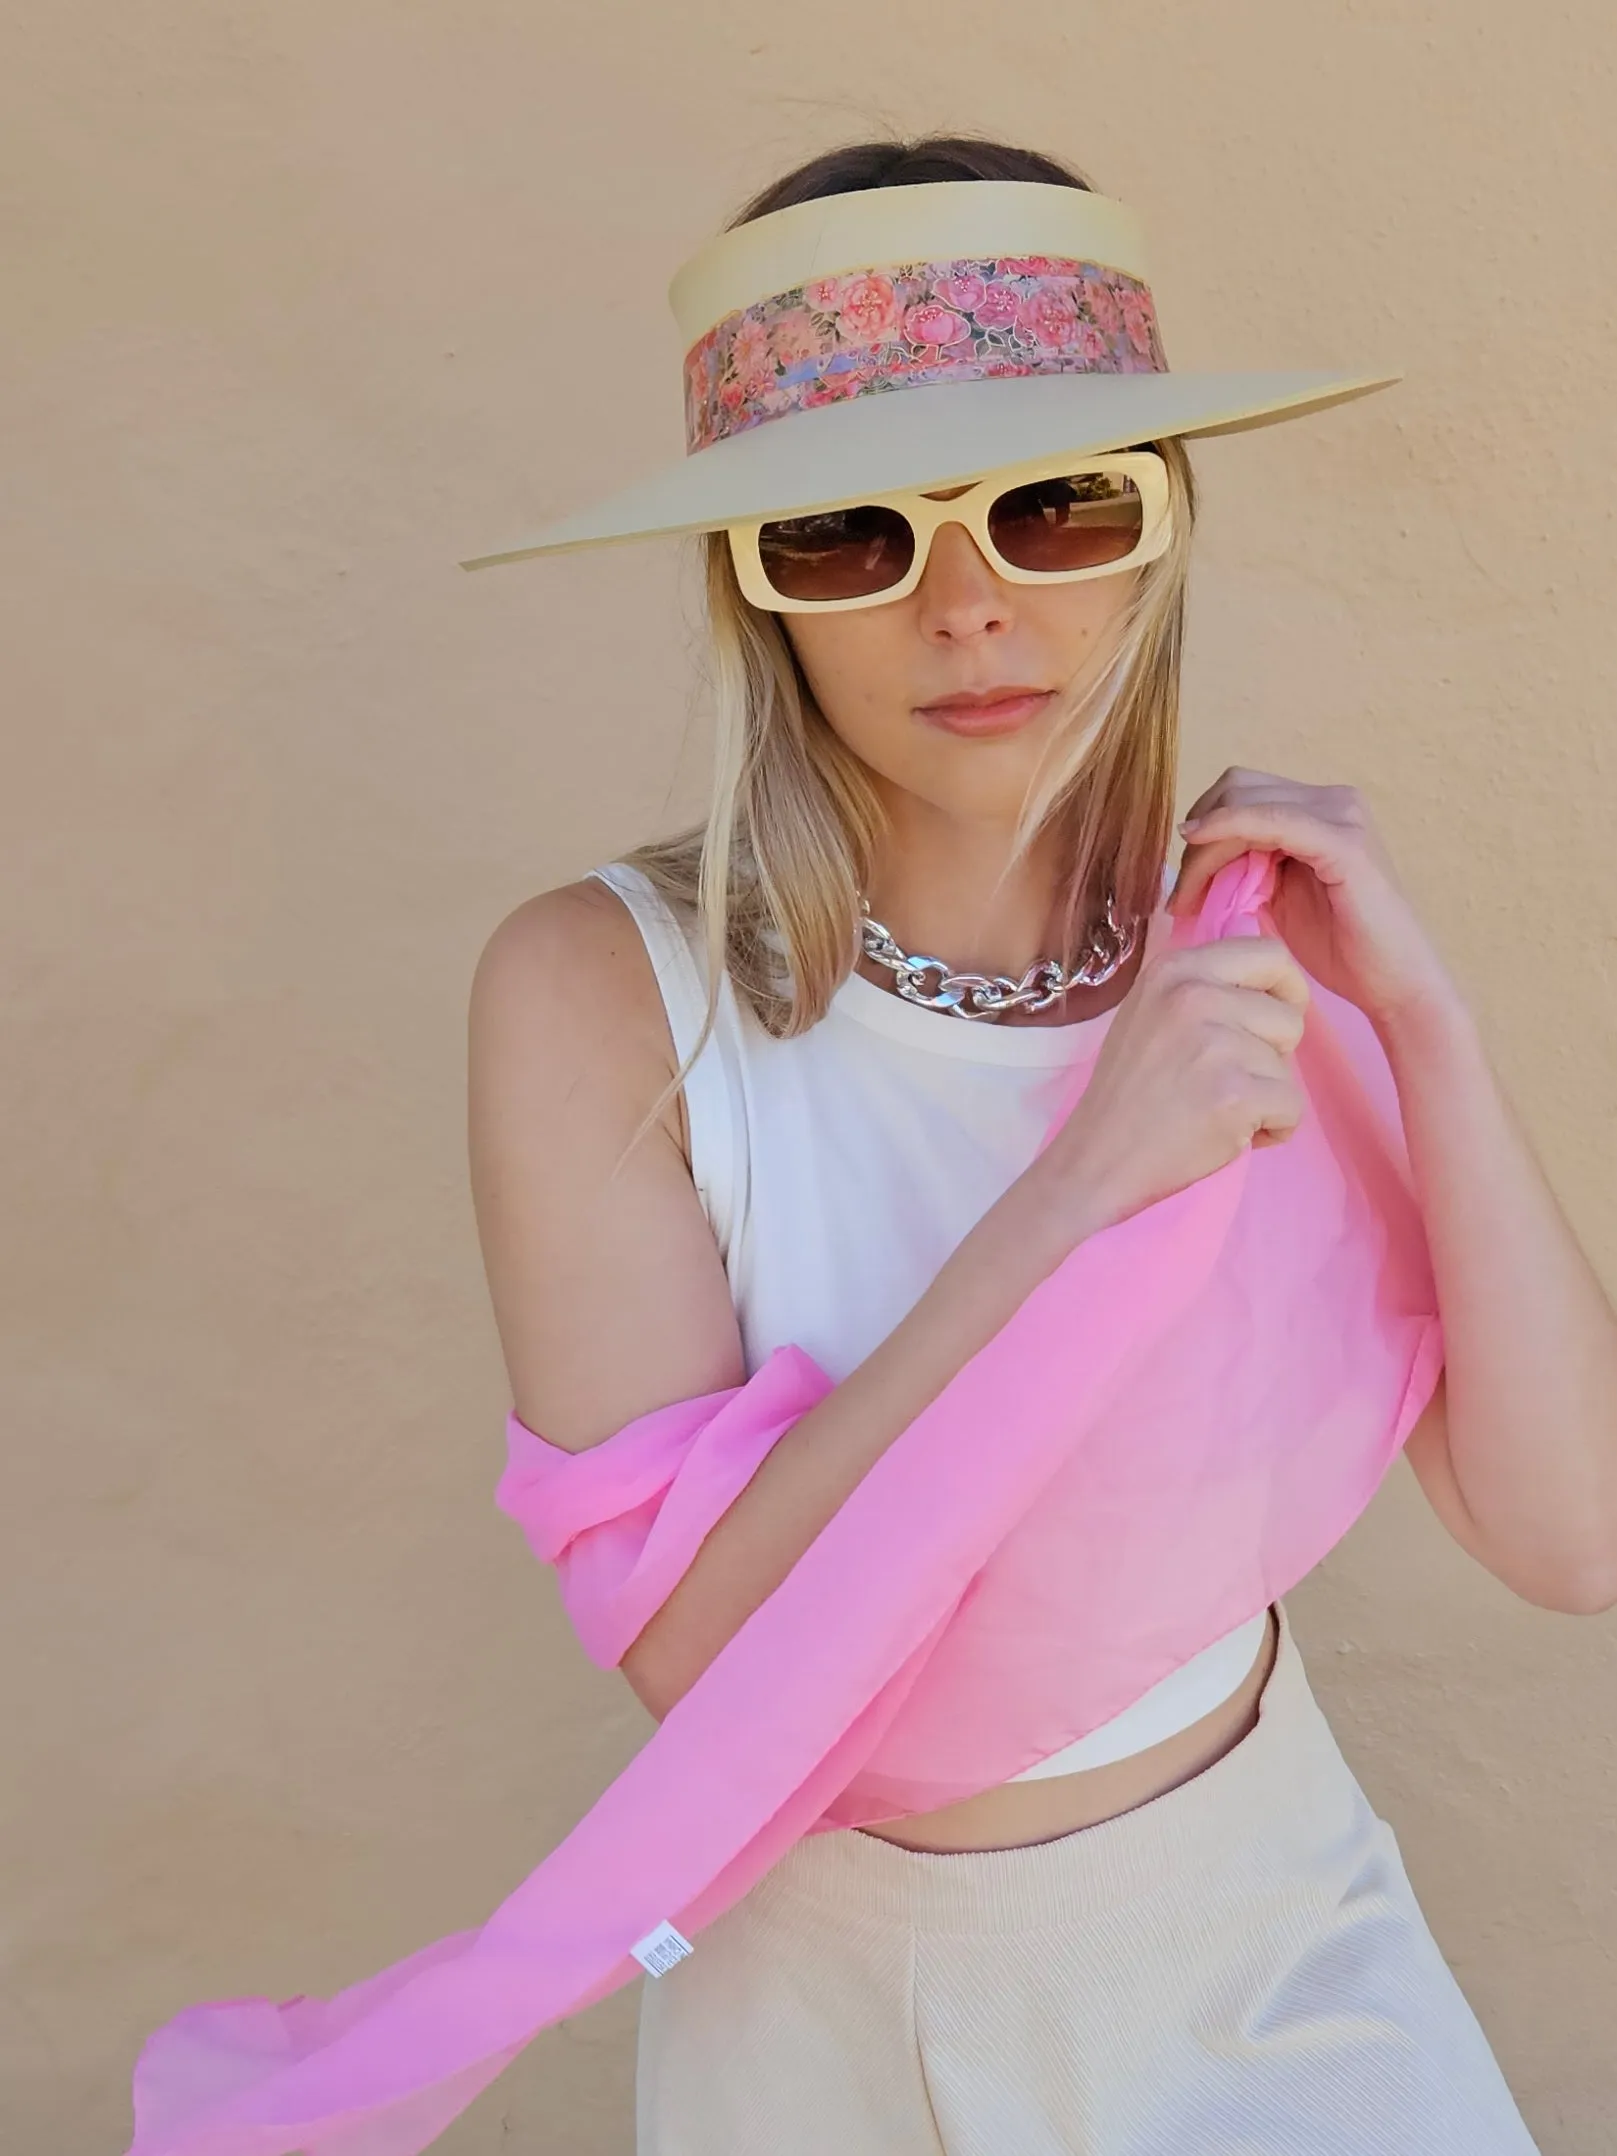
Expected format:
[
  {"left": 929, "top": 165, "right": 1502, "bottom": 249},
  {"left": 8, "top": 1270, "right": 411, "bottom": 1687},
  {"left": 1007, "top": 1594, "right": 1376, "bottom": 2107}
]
[
  {"left": 683, "top": 254, "right": 1167, "bottom": 453},
  {"left": 458, "top": 180, "right": 1400, "bottom": 571}
]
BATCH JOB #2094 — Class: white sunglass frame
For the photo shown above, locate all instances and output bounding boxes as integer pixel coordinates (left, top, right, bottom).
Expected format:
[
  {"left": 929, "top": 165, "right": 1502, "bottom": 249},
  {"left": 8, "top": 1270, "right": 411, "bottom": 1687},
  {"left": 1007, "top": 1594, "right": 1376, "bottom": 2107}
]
[{"left": 726, "top": 448, "right": 1172, "bottom": 615}]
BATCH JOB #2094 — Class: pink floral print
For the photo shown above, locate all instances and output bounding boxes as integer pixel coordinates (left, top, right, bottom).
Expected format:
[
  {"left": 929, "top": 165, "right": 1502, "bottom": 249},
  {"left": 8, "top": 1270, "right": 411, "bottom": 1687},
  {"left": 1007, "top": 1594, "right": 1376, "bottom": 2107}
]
[
  {"left": 683, "top": 254, "right": 1166, "bottom": 451},
  {"left": 901, "top": 300, "right": 971, "bottom": 350},
  {"left": 1085, "top": 275, "right": 1124, "bottom": 336},
  {"left": 969, "top": 282, "right": 1022, "bottom": 333},
  {"left": 767, "top": 307, "right": 827, "bottom": 369},
  {"left": 1016, "top": 285, "right": 1079, "bottom": 348},
  {"left": 932, "top": 270, "right": 987, "bottom": 313},
  {"left": 833, "top": 273, "right": 903, "bottom": 346}
]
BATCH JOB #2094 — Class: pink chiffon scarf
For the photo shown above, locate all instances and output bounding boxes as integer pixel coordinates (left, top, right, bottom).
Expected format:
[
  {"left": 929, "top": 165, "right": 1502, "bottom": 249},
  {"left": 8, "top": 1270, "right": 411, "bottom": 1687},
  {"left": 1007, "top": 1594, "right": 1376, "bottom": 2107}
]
[{"left": 123, "top": 849, "right": 1443, "bottom": 2155}]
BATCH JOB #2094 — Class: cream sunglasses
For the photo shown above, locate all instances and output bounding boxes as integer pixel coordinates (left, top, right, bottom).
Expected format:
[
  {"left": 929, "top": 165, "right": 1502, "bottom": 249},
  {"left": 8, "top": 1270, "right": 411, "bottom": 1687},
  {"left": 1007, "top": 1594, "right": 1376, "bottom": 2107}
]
[{"left": 726, "top": 447, "right": 1171, "bottom": 614}]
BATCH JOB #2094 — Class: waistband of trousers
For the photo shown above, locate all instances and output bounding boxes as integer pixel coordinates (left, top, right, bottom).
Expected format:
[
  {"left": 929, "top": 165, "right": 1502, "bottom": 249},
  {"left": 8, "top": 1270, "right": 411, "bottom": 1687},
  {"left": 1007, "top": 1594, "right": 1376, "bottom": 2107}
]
[{"left": 759, "top": 1599, "right": 1357, "bottom": 1932}]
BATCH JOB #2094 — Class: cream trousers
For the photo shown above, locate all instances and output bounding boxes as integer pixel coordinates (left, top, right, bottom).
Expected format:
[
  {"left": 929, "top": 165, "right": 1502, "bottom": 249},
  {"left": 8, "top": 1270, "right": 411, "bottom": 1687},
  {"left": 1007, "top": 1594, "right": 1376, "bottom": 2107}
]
[{"left": 635, "top": 1599, "right": 1539, "bottom": 2154}]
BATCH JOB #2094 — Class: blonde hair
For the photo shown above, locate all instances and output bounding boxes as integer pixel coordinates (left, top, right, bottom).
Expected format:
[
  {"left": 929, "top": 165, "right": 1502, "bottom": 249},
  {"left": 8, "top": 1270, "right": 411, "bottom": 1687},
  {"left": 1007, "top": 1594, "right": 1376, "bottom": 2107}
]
[{"left": 619, "top": 435, "right": 1198, "bottom": 1148}]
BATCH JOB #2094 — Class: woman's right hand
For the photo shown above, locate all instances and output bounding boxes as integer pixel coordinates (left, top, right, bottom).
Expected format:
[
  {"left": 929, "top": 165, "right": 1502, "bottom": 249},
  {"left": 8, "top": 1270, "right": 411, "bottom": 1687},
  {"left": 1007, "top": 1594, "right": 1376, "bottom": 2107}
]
[{"left": 1037, "top": 933, "right": 1311, "bottom": 1241}]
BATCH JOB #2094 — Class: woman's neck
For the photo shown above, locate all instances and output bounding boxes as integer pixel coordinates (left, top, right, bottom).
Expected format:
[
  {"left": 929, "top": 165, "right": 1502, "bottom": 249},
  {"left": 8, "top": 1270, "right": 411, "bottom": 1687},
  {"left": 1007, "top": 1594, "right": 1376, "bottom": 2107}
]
[{"left": 858, "top": 816, "right": 1144, "bottom": 1028}]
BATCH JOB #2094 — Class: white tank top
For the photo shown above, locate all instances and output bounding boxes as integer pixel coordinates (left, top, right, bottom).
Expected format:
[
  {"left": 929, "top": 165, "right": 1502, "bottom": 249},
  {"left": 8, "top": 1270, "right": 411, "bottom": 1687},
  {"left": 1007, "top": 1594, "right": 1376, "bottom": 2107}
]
[{"left": 590, "top": 860, "right": 1269, "bottom": 1780}]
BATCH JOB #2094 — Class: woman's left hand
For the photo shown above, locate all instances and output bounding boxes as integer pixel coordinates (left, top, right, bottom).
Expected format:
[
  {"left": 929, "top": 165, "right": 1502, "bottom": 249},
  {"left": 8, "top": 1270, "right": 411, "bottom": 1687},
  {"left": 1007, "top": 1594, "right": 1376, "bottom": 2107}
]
[{"left": 1166, "top": 767, "right": 1462, "bottom": 1033}]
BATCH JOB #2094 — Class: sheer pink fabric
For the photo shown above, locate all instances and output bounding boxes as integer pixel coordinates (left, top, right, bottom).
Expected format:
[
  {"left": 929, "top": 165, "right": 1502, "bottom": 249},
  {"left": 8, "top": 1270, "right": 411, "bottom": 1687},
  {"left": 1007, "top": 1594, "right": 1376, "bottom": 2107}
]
[{"left": 123, "top": 850, "right": 1443, "bottom": 2156}]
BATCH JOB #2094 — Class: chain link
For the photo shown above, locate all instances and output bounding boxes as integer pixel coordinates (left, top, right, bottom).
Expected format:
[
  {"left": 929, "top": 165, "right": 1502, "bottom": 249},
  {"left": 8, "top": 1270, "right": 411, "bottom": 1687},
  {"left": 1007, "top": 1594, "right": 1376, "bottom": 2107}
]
[{"left": 857, "top": 891, "right": 1139, "bottom": 1019}]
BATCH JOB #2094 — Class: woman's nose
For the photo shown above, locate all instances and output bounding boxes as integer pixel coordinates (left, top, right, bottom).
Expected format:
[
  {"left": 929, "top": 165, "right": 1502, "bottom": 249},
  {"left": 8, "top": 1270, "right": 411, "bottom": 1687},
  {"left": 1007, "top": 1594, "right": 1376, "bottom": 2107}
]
[{"left": 912, "top": 519, "right": 1014, "bottom": 641}]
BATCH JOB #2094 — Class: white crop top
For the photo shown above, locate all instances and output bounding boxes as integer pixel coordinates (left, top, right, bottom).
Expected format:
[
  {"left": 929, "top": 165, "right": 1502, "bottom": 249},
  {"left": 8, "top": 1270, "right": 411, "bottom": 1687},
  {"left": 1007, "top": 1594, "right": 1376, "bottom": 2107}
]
[{"left": 590, "top": 860, "right": 1270, "bottom": 1781}]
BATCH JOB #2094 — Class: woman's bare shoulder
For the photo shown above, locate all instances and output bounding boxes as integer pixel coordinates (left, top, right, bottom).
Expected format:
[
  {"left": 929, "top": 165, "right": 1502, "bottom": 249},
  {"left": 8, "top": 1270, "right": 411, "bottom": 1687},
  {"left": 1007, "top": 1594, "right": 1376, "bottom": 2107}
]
[
  {"left": 468, "top": 875, "right": 738, "bottom": 1447},
  {"left": 469, "top": 875, "right": 682, "bottom": 1136},
  {"left": 473, "top": 873, "right": 662, "bottom": 1017}
]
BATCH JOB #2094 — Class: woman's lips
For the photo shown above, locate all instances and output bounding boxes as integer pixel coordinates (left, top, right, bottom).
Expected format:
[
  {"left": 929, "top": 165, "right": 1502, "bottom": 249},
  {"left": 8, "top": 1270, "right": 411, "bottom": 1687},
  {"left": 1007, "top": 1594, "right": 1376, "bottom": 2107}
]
[{"left": 914, "top": 688, "right": 1056, "bottom": 737}]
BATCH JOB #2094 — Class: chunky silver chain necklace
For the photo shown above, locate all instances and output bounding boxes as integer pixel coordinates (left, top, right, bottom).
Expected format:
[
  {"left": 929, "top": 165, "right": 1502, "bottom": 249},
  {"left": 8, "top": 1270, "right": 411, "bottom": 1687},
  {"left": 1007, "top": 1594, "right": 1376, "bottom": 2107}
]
[{"left": 857, "top": 889, "right": 1139, "bottom": 1020}]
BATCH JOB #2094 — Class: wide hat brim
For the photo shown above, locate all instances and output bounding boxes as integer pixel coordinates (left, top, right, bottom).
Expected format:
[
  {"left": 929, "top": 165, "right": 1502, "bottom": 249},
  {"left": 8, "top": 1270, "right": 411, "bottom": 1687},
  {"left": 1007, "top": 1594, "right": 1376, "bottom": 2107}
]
[{"left": 458, "top": 367, "right": 1397, "bottom": 572}]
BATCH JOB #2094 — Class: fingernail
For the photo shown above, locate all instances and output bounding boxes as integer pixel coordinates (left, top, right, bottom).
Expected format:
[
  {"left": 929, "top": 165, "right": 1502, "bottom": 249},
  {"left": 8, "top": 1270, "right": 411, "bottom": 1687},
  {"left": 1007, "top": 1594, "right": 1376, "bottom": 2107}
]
[{"left": 1178, "top": 817, "right": 1200, "bottom": 833}]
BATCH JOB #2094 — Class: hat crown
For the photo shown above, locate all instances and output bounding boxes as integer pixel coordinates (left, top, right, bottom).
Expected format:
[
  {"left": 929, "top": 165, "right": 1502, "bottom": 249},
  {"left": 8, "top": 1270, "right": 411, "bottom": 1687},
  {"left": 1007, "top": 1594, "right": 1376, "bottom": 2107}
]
[
  {"left": 673, "top": 182, "right": 1167, "bottom": 459},
  {"left": 669, "top": 180, "right": 1150, "bottom": 346},
  {"left": 458, "top": 177, "right": 1399, "bottom": 572}
]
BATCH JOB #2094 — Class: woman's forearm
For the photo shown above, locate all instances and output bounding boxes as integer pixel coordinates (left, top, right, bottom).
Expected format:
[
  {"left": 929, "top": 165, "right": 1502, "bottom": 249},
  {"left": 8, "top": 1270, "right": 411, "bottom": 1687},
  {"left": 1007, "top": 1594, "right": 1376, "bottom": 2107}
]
[
  {"left": 620, "top": 1165, "right": 1086, "bottom": 1718},
  {"left": 1377, "top": 987, "right": 1617, "bottom": 1609}
]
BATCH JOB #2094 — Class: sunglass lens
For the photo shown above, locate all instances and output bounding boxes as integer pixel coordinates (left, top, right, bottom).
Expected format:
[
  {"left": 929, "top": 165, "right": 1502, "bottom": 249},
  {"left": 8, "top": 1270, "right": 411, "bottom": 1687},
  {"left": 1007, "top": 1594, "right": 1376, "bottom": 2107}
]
[
  {"left": 756, "top": 504, "right": 915, "bottom": 602},
  {"left": 988, "top": 472, "right": 1144, "bottom": 575}
]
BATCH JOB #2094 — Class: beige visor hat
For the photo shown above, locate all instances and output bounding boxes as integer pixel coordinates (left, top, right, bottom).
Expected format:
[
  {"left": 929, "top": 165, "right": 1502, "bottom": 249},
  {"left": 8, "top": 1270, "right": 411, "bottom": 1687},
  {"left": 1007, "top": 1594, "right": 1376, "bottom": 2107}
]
[{"left": 458, "top": 179, "right": 1398, "bottom": 572}]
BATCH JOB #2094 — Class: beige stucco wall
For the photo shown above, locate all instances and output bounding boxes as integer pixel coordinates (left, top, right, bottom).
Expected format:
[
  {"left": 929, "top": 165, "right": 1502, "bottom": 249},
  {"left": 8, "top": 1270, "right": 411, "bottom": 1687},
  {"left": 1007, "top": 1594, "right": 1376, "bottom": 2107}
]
[{"left": 5, "top": 4, "right": 1615, "bottom": 2149}]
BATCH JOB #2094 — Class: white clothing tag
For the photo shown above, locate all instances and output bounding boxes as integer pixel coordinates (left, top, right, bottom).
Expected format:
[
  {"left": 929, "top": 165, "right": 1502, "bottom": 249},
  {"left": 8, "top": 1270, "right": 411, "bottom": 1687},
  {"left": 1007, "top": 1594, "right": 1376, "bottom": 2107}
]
[{"left": 630, "top": 1920, "right": 694, "bottom": 1977}]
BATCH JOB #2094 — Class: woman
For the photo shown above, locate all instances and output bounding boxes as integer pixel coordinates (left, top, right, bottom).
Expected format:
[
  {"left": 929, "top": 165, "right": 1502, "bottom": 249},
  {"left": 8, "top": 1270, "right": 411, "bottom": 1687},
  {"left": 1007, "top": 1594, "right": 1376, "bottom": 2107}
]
[
  {"left": 121, "top": 131, "right": 1617, "bottom": 2156},
  {"left": 464, "top": 137, "right": 1617, "bottom": 2152}
]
